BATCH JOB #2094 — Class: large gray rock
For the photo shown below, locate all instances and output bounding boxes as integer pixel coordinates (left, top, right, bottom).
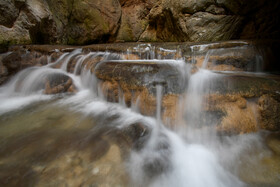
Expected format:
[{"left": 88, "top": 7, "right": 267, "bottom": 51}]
[
  {"left": 179, "top": 12, "right": 243, "bottom": 42},
  {"left": 140, "top": 0, "right": 242, "bottom": 42},
  {"left": 140, "top": 0, "right": 279, "bottom": 42}
]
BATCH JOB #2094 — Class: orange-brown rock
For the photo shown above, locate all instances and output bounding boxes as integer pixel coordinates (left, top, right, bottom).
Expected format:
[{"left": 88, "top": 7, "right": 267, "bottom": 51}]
[
  {"left": 120, "top": 54, "right": 140, "bottom": 60},
  {"left": 44, "top": 75, "right": 76, "bottom": 94},
  {"left": 207, "top": 94, "right": 258, "bottom": 134},
  {"left": 162, "top": 94, "right": 180, "bottom": 126},
  {"left": 258, "top": 95, "right": 280, "bottom": 131},
  {"left": 193, "top": 55, "right": 256, "bottom": 72}
]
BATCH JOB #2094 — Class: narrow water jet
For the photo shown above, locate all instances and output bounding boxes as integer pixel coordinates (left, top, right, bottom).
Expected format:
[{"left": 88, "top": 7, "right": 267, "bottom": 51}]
[{"left": 156, "top": 84, "right": 163, "bottom": 125}]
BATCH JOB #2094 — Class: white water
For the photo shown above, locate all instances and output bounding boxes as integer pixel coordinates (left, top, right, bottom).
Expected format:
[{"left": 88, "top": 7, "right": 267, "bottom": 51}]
[
  {"left": 156, "top": 84, "right": 163, "bottom": 124},
  {"left": 0, "top": 44, "right": 268, "bottom": 187},
  {"left": 60, "top": 49, "right": 82, "bottom": 71}
]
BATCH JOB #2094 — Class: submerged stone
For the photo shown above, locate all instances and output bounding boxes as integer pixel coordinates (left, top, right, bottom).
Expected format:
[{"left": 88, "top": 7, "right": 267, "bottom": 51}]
[{"left": 44, "top": 73, "right": 76, "bottom": 94}]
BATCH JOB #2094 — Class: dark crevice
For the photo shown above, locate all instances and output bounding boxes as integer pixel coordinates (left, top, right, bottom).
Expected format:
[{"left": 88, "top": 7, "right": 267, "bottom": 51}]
[{"left": 66, "top": 0, "right": 75, "bottom": 44}]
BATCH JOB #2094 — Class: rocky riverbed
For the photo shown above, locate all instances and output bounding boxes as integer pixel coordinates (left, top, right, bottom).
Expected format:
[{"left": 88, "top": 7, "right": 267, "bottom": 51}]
[{"left": 0, "top": 41, "right": 280, "bottom": 186}]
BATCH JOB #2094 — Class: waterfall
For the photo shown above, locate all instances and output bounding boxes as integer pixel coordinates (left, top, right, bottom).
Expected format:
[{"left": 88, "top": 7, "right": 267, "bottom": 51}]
[
  {"left": 60, "top": 49, "right": 82, "bottom": 71},
  {"left": 0, "top": 42, "right": 277, "bottom": 187},
  {"left": 156, "top": 84, "right": 163, "bottom": 124}
]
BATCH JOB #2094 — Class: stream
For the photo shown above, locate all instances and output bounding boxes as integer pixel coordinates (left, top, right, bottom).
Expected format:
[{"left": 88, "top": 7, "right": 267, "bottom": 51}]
[{"left": 0, "top": 41, "right": 279, "bottom": 187}]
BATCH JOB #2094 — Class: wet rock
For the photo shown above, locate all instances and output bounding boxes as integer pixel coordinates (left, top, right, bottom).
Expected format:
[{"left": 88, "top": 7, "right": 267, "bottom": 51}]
[
  {"left": 120, "top": 123, "right": 150, "bottom": 151},
  {"left": 194, "top": 56, "right": 261, "bottom": 72},
  {"left": 82, "top": 55, "right": 104, "bottom": 72},
  {"left": 161, "top": 94, "right": 180, "bottom": 126},
  {"left": 142, "top": 132, "right": 171, "bottom": 179},
  {"left": 95, "top": 60, "right": 185, "bottom": 95},
  {"left": 44, "top": 74, "right": 76, "bottom": 94},
  {"left": 95, "top": 60, "right": 185, "bottom": 119},
  {"left": 212, "top": 94, "right": 259, "bottom": 134},
  {"left": 205, "top": 92, "right": 280, "bottom": 134},
  {"left": 2, "top": 52, "right": 22, "bottom": 74},
  {"left": 203, "top": 73, "right": 280, "bottom": 98},
  {"left": 0, "top": 49, "right": 50, "bottom": 84},
  {"left": 100, "top": 80, "right": 120, "bottom": 103},
  {"left": 258, "top": 95, "right": 280, "bottom": 131},
  {"left": 121, "top": 53, "right": 140, "bottom": 60}
]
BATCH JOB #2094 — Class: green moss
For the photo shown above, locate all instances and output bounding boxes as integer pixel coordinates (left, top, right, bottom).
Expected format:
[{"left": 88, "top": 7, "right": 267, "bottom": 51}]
[
  {"left": 87, "top": 9, "right": 109, "bottom": 32},
  {"left": 118, "top": 19, "right": 134, "bottom": 41},
  {"left": 67, "top": 37, "right": 76, "bottom": 45}
]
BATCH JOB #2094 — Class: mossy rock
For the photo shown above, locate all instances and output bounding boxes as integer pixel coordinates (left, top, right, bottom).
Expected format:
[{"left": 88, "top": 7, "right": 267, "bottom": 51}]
[{"left": 66, "top": 0, "right": 121, "bottom": 44}]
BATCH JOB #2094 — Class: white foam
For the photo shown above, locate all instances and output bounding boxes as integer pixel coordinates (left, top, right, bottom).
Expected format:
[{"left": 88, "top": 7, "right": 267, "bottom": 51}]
[{"left": 0, "top": 94, "right": 52, "bottom": 115}]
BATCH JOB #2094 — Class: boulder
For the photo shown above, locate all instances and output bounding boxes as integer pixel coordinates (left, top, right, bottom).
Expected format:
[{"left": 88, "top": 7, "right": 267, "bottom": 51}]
[
  {"left": 1, "top": 49, "right": 47, "bottom": 72},
  {"left": 44, "top": 0, "right": 72, "bottom": 44},
  {"left": 139, "top": 4, "right": 188, "bottom": 42},
  {"left": 140, "top": 0, "right": 279, "bottom": 42},
  {"left": 0, "top": 0, "right": 279, "bottom": 44},
  {"left": 0, "top": 0, "right": 53, "bottom": 45},
  {"left": 95, "top": 60, "right": 186, "bottom": 94},
  {"left": 67, "top": 0, "right": 121, "bottom": 44},
  {"left": 44, "top": 74, "right": 76, "bottom": 94},
  {"left": 258, "top": 95, "right": 280, "bottom": 131},
  {"left": 116, "top": 0, "right": 157, "bottom": 42},
  {"left": 0, "top": 0, "right": 19, "bottom": 28},
  {"left": 179, "top": 12, "right": 243, "bottom": 42},
  {"left": 0, "top": 0, "right": 122, "bottom": 45},
  {"left": 140, "top": 0, "right": 244, "bottom": 42},
  {"left": 0, "top": 48, "right": 51, "bottom": 85}
]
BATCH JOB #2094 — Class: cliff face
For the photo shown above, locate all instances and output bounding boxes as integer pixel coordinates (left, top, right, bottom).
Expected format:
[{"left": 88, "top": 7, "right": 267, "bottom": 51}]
[{"left": 0, "top": 0, "right": 279, "bottom": 45}]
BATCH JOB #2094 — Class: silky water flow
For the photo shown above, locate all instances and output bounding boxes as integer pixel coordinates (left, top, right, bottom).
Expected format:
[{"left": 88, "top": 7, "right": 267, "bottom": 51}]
[{"left": 0, "top": 43, "right": 278, "bottom": 187}]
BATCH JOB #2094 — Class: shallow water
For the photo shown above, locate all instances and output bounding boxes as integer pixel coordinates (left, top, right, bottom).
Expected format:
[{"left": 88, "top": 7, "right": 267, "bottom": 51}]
[{"left": 0, "top": 91, "right": 279, "bottom": 187}]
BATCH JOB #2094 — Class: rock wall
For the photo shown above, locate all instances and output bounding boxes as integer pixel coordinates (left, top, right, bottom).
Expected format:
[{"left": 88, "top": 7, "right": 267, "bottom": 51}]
[{"left": 0, "top": 0, "right": 279, "bottom": 45}]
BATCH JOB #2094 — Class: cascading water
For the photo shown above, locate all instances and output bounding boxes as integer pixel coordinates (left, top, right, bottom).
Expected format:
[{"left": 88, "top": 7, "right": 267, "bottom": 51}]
[
  {"left": 0, "top": 42, "right": 279, "bottom": 187},
  {"left": 156, "top": 84, "right": 163, "bottom": 125}
]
